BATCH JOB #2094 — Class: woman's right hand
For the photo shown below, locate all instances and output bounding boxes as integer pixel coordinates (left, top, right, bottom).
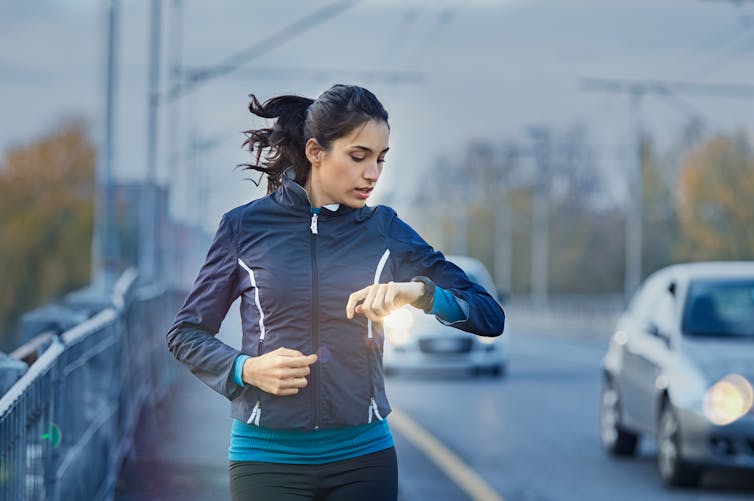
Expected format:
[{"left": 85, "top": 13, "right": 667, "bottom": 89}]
[{"left": 242, "top": 347, "right": 318, "bottom": 396}]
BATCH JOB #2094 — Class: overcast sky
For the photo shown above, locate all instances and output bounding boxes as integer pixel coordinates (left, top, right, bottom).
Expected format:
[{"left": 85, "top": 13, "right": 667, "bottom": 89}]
[{"left": 1, "top": 0, "right": 752, "bottom": 229}]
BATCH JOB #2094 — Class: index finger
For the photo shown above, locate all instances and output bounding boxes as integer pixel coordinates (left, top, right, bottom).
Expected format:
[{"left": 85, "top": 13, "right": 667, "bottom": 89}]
[
  {"left": 276, "top": 347, "right": 305, "bottom": 357},
  {"left": 283, "top": 353, "right": 318, "bottom": 367},
  {"left": 346, "top": 285, "right": 372, "bottom": 319}
]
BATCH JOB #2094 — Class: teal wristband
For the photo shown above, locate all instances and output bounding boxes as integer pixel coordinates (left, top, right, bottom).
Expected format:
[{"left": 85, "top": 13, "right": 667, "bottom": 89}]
[{"left": 233, "top": 354, "right": 251, "bottom": 387}]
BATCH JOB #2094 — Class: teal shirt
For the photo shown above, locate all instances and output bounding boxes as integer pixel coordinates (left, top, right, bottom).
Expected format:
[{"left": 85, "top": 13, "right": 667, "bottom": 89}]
[
  {"left": 229, "top": 418, "right": 394, "bottom": 463},
  {"left": 228, "top": 206, "right": 467, "bottom": 463}
]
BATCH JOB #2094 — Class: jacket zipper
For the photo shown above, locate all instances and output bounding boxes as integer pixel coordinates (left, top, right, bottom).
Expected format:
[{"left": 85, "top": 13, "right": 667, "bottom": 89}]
[
  {"left": 249, "top": 334, "right": 265, "bottom": 426},
  {"left": 310, "top": 212, "right": 320, "bottom": 429}
]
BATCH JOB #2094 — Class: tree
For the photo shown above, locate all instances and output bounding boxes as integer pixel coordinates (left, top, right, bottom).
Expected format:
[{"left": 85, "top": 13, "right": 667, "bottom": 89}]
[
  {"left": 676, "top": 132, "right": 754, "bottom": 261},
  {"left": 545, "top": 125, "right": 625, "bottom": 293},
  {"left": 0, "top": 119, "right": 95, "bottom": 349}
]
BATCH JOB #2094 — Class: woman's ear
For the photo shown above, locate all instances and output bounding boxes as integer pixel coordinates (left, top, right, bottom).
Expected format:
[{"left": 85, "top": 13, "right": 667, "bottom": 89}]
[{"left": 305, "top": 138, "right": 323, "bottom": 167}]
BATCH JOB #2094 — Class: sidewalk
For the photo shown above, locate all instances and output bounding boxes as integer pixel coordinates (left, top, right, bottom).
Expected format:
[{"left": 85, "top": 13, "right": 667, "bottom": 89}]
[
  {"left": 114, "top": 359, "right": 234, "bottom": 501},
  {"left": 115, "top": 303, "right": 243, "bottom": 501}
]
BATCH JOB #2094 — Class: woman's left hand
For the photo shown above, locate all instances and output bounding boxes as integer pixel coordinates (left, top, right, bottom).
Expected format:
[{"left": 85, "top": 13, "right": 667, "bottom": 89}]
[{"left": 346, "top": 281, "right": 424, "bottom": 322}]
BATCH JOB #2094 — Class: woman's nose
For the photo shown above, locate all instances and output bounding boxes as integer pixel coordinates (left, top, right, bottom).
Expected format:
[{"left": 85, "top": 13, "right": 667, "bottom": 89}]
[{"left": 364, "top": 161, "right": 380, "bottom": 181}]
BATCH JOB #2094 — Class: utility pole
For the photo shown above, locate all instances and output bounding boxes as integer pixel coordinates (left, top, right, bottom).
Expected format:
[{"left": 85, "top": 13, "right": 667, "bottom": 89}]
[
  {"left": 450, "top": 176, "right": 468, "bottom": 256},
  {"left": 580, "top": 80, "right": 648, "bottom": 300},
  {"left": 493, "top": 147, "right": 515, "bottom": 297},
  {"left": 92, "top": 0, "right": 120, "bottom": 293},
  {"left": 494, "top": 191, "right": 512, "bottom": 297},
  {"left": 627, "top": 91, "right": 644, "bottom": 300},
  {"left": 140, "top": 0, "right": 162, "bottom": 285},
  {"left": 528, "top": 126, "right": 551, "bottom": 306},
  {"left": 163, "top": 0, "right": 183, "bottom": 286}
]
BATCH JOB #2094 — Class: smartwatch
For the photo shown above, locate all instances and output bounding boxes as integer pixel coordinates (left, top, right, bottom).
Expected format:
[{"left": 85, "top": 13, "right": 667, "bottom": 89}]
[{"left": 410, "top": 276, "right": 436, "bottom": 313}]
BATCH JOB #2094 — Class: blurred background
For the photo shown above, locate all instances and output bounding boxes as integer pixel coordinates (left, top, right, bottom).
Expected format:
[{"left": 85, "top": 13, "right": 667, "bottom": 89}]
[{"left": 1, "top": 1, "right": 753, "bottom": 500}]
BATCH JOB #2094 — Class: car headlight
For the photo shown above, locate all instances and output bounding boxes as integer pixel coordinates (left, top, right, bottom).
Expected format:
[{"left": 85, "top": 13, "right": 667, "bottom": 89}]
[
  {"left": 703, "top": 374, "right": 754, "bottom": 426},
  {"left": 384, "top": 307, "right": 414, "bottom": 346},
  {"left": 478, "top": 336, "right": 496, "bottom": 345}
]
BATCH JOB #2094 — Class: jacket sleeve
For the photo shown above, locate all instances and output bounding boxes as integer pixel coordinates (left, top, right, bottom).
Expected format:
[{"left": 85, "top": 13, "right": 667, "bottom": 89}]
[
  {"left": 387, "top": 210, "right": 505, "bottom": 337},
  {"left": 166, "top": 211, "right": 245, "bottom": 400}
]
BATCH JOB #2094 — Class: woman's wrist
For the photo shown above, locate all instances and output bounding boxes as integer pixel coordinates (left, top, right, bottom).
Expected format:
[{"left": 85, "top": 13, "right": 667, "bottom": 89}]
[
  {"left": 242, "top": 356, "right": 257, "bottom": 387},
  {"left": 409, "top": 276, "right": 435, "bottom": 313}
]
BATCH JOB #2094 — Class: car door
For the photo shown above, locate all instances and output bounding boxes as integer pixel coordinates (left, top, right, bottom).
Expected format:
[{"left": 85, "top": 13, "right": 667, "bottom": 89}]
[
  {"left": 620, "top": 275, "right": 662, "bottom": 431},
  {"left": 625, "top": 279, "right": 678, "bottom": 432}
]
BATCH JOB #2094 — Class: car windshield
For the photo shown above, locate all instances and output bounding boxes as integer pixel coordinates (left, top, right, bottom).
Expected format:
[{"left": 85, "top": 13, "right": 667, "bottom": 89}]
[{"left": 682, "top": 279, "right": 754, "bottom": 338}]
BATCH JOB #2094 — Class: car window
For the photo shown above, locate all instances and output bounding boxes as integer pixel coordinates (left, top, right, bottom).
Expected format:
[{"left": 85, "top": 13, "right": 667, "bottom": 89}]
[{"left": 682, "top": 279, "right": 754, "bottom": 338}]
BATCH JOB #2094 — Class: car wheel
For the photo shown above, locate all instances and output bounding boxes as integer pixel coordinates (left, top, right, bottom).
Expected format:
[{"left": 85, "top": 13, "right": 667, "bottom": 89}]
[
  {"left": 600, "top": 379, "right": 639, "bottom": 456},
  {"left": 657, "top": 402, "right": 703, "bottom": 487}
]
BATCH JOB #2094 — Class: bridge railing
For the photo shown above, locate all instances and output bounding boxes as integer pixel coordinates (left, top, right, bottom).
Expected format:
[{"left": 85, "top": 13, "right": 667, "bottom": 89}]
[
  {"left": 505, "top": 294, "right": 625, "bottom": 338},
  {"left": 0, "top": 269, "right": 181, "bottom": 501}
]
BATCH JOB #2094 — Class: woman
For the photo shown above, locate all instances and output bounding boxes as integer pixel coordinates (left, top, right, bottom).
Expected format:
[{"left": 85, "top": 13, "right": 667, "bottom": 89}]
[{"left": 166, "top": 84, "right": 505, "bottom": 500}]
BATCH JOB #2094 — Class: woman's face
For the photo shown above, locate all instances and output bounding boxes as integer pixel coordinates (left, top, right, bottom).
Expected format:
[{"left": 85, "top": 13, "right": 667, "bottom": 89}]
[{"left": 305, "top": 119, "right": 390, "bottom": 209}]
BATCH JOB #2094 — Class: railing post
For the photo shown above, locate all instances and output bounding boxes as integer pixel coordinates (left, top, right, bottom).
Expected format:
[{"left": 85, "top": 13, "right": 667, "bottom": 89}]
[{"left": 46, "top": 338, "right": 65, "bottom": 501}]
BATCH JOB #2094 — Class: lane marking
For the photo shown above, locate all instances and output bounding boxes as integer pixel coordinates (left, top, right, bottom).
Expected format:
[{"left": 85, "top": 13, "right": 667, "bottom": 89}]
[{"left": 390, "top": 408, "right": 506, "bottom": 501}]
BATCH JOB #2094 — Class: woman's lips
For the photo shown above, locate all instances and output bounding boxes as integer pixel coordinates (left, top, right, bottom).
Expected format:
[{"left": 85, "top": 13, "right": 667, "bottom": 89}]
[{"left": 354, "top": 187, "right": 372, "bottom": 199}]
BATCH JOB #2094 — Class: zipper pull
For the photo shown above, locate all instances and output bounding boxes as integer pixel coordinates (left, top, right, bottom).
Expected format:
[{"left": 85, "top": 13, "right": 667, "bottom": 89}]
[
  {"left": 368, "top": 397, "right": 383, "bottom": 423},
  {"left": 310, "top": 213, "right": 318, "bottom": 234},
  {"left": 247, "top": 400, "right": 261, "bottom": 426}
]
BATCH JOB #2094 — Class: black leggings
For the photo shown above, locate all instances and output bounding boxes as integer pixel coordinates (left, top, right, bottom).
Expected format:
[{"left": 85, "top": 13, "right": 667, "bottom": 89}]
[{"left": 228, "top": 447, "right": 398, "bottom": 501}]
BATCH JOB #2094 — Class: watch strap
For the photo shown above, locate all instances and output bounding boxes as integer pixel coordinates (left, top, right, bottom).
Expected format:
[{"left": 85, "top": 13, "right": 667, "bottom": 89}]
[{"left": 410, "top": 276, "right": 436, "bottom": 313}]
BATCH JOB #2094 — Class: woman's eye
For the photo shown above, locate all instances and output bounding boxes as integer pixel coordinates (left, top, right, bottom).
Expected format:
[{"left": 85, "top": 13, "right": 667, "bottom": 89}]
[
  {"left": 377, "top": 158, "right": 386, "bottom": 164},
  {"left": 351, "top": 156, "right": 365, "bottom": 162}
]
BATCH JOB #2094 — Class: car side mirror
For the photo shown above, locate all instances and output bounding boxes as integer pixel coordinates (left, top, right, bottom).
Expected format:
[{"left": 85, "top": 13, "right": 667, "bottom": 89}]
[
  {"left": 647, "top": 323, "right": 672, "bottom": 349},
  {"left": 646, "top": 322, "right": 659, "bottom": 337}
]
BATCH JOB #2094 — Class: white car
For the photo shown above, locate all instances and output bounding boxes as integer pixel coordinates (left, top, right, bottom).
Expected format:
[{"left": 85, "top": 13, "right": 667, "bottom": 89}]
[{"left": 382, "top": 255, "right": 507, "bottom": 377}]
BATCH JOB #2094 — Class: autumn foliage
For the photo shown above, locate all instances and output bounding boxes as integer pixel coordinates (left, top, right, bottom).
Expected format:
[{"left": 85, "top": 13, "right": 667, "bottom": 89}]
[
  {"left": 0, "top": 120, "right": 95, "bottom": 348},
  {"left": 677, "top": 132, "right": 754, "bottom": 261}
]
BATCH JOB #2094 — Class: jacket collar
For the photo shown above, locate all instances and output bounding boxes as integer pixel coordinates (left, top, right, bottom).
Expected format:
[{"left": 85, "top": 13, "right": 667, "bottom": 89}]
[{"left": 273, "top": 167, "right": 373, "bottom": 220}]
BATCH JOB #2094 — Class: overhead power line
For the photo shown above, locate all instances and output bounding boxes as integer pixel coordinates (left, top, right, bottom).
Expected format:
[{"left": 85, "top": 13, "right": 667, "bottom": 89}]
[
  {"left": 179, "top": 65, "right": 427, "bottom": 86},
  {"left": 582, "top": 78, "right": 754, "bottom": 98},
  {"left": 701, "top": 0, "right": 754, "bottom": 5},
  {"left": 165, "top": 0, "right": 362, "bottom": 102}
]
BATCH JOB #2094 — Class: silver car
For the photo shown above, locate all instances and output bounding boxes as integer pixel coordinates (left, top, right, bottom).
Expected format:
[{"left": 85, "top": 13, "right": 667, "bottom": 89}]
[
  {"left": 600, "top": 261, "right": 754, "bottom": 486},
  {"left": 382, "top": 255, "right": 507, "bottom": 377}
]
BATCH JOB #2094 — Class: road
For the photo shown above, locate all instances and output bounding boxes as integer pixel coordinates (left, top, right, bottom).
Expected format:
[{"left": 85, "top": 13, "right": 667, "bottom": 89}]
[
  {"left": 388, "top": 330, "right": 754, "bottom": 501},
  {"left": 116, "top": 304, "right": 754, "bottom": 500}
]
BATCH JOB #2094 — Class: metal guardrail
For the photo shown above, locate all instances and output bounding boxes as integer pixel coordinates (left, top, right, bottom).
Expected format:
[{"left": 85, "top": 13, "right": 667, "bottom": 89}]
[
  {"left": 10, "top": 333, "right": 54, "bottom": 367},
  {"left": 505, "top": 294, "right": 625, "bottom": 337},
  {"left": 0, "top": 269, "right": 181, "bottom": 501}
]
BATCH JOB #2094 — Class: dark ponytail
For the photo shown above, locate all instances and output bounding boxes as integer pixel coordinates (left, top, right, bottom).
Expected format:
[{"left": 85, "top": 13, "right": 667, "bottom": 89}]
[{"left": 240, "top": 84, "right": 389, "bottom": 194}]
